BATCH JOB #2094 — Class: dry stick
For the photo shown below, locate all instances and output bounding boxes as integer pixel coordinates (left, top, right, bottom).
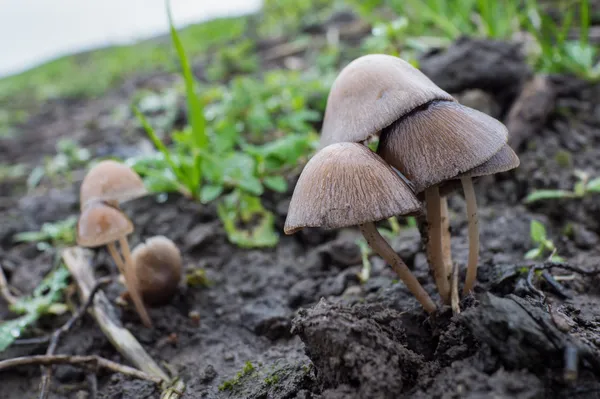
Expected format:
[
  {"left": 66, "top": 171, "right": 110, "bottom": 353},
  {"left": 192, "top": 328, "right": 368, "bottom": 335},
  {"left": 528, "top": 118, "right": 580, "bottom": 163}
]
[
  {"left": 38, "top": 277, "right": 112, "bottom": 399},
  {"left": 61, "top": 247, "right": 170, "bottom": 381},
  {"left": 0, "top": 263, "right": 18, "bottom": 306},
  {"left": 425, "top": 186, "right": 450, "bottom": 303},
  {"left": 461, "top": 176, "right": 479, "bottom": 295},
  {"left": 0, "top": 355, "right": 162, "bottom": 385},
  {"left": 359, "top": 222, "right": 437, "bottom": 313},
  {"left": 118, "top": 237, "right": 152, "bottom": 328}
]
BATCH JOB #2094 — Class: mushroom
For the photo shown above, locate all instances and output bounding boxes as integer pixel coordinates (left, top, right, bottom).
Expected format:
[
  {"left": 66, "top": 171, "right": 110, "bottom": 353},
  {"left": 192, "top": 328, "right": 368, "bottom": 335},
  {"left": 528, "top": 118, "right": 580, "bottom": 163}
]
[
  {"left": 377, "top": 102, "right": 518, "bottom": 301},
  {"left": 284, "top": 142, "right": 436, "bottom": 313},
  {"left": 79, "top": 160, "right": 147, "bottom": 210},
  {"left": 317, "top": 53, "right": 519, "bottom": 305},
  {"left": 76, "top": 201, "right": 152, "bottom": 327},
  {"left": 131, "top": 236, "right": 182, "bottom": 307}
]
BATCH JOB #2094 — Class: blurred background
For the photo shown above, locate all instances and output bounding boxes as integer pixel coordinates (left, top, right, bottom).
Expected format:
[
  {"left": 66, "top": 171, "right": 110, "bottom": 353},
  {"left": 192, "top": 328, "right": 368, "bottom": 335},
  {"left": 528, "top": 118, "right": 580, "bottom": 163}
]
[{"left": 0, "top": 0, "right": 261, "bottom": 77}]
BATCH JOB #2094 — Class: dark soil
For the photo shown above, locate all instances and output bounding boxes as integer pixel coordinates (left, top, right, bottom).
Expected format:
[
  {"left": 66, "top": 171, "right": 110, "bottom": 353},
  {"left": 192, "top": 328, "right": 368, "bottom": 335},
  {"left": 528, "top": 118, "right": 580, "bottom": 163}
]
[{"left": 2, "top": 20, "right": 600, "bottom": 399}]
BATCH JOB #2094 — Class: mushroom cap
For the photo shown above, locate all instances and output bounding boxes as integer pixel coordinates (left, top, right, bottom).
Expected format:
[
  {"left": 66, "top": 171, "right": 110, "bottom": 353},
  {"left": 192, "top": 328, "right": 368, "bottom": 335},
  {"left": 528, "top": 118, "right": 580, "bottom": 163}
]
[
  {"left": 131, "top": 235, "right": 182, "bottom": 307},
  {"left": 320, "top": 54, "right": 454, "bottom": 148},
  {"left": 459, "top": 143, "right": 520, "bottom": 178},
  {"left": 436, "top": 144, "right": 520, "bottom": 197},
  {"left": 76, "top": 202, "right": 133, "bottom": 248},
  {"left": 284, "top": 142, "right": 421, "bottom": 234},
  {"left": 80, "top": 160, "right": 147, "bottom": 210},
  {"left": 377, "top": 100, "right": 508, "bottom": 194}
]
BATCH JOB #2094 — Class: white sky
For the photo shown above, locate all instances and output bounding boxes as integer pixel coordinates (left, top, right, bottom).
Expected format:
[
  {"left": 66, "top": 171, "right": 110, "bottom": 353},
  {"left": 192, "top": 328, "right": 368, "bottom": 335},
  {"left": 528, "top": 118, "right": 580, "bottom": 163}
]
[{"left": 0, "top": 0, "right": 262, "bottom": 78}]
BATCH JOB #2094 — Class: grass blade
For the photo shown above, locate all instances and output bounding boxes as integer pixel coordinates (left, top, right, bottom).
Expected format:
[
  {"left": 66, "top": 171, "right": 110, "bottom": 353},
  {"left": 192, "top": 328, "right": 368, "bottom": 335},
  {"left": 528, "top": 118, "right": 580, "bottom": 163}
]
[{"left": 166, "top": 0, "right": 207, "bottom": 150}]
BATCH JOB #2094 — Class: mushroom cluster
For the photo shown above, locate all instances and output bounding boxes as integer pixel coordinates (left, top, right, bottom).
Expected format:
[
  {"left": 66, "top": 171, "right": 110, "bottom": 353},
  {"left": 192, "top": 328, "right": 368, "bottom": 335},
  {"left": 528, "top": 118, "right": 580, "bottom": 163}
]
[
  {"left": 285, "top": 54, "right": 520, "bottom": 313},
  {"left": 76, "top": 160, "right": 182, "bottom": 327}
]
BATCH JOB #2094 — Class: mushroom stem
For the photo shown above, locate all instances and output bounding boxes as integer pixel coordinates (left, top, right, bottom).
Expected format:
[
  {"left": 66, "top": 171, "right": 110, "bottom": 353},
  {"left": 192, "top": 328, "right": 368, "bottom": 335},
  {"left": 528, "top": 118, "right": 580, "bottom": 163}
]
[
  {"left": 359, "top": 222, "right": 437, "bottom": 313},
  {"left": 450, "top": 262, "right": 460, "bottom": 315},
  {"left": 118, "top": 237, "right": 153, "bottom": 328},
  {"left": 424, "top": 186, "right": 450, "bottom": 304},
  {"left": 461, "top": 176, "right": 479, "bottom": 295},
  {"left": 106, "top": 243, "right": 127, "bottom": 276},
  {"left": 440, "top": 196, "right": 452, "bottom": 276},
  {"left": 440, "top": 196, "right": 457, "bottom": 309}
]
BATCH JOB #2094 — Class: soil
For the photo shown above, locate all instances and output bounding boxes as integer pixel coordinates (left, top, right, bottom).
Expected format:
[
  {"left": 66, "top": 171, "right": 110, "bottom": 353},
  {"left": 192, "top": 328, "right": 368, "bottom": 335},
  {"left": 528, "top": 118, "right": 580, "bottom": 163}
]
[{"left": 2, "top": 13, "right": 600, "bottom": 399}]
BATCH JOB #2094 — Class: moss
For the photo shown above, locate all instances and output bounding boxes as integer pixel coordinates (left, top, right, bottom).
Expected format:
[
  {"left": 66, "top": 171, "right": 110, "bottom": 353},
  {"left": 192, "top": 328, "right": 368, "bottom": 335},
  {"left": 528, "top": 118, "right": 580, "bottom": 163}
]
[
  {"left": 554, "top": 149, "right": 573, "bottom": 168},
  {"left": 218, "top": 361, "right": 256, "bottom": 391},
  {"left": 264, "top": 374, "right": 280, "bottom": 386}
]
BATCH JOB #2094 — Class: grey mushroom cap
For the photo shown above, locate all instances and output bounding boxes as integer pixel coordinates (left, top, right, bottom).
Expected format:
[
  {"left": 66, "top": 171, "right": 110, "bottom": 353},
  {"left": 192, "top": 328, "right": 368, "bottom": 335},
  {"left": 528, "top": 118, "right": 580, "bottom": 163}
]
[
  {"left": 459, "top": 143, "right": 520, "bottom": 178},
  {"left": 284, "top": 142, "right": 422, "bottom": 234},
  {"left": 377, "top": 100, "right": 508, "bottom": 194},
  {"left": 320, "top": 54, "right": 454, "bottom": 148}
]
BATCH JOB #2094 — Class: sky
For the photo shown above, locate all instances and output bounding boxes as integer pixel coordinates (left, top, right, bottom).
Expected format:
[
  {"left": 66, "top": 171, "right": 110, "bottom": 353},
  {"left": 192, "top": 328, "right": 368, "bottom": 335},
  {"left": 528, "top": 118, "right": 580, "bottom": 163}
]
[{"left": 0, "top": 0, "right": 262, "bottom": 78}]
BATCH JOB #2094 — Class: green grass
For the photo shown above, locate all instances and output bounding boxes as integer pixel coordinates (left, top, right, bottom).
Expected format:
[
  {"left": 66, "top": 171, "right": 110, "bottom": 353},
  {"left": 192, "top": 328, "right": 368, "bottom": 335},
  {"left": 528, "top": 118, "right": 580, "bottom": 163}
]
[{"left": 0, "top": 16, "right": 248, "bottom": 107}]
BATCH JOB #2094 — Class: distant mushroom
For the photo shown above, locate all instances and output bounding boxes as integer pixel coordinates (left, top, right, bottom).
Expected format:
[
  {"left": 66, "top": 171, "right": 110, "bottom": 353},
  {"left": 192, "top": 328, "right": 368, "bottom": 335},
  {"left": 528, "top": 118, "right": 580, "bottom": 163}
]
[
  {"left": 76, "top": 201, "right": 152, "bottom": 327},
  {"left": 131, "top": 236, "right": 182, "bottom": 307},
  {"left": 79, "top": 160, "right": 147, "bottom": 210},
  {"left": 284, "top": 142, "right": 436, "bottom": 313}
]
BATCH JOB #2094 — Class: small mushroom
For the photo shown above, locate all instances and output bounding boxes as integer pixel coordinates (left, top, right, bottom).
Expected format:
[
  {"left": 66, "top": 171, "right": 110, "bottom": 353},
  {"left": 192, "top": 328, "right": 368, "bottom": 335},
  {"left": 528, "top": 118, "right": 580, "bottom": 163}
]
[
  {"left": 284, "top": 142, "right": 436, "bottom": 313},
  {"left": 131, "top": 236, "right": 182, "bottom": 307},
  {"left": 76, "top": 201, "right": 152, "bottom": 327},
  {"left": 79, "top": 160, "right": 147, "bottom": 210}
]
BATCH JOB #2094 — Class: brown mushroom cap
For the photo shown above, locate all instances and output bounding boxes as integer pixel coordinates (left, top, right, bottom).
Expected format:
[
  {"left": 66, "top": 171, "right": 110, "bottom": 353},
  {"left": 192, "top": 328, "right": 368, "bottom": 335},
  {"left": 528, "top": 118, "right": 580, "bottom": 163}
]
[
  {"left": 80, "top": 160, "right": 147, "bottom": 210},
  {"left": 284, "top": 142, "right": 421, "bottom": 234},
  {"left": 377, "top": 100, "right": 508, "bottom": 194},
  {"left": 320, "top": 54, "right": 454, "bottom": 148},
  {"left": 131, "top": 235, "right": 182, "bottom": 307},
  {"left": 76, "top": 202, "right": 134, "bottom": 247}
]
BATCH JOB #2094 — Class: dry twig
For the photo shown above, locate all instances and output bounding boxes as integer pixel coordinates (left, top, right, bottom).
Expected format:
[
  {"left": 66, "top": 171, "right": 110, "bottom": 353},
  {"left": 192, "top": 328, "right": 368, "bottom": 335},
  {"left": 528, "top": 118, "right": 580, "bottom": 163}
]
[
  {"left": 38, "top": 277, "right": 112, "bottom": 399},
  {"left": 0, "top": 263, "right": 18, "bottom": 306},
  {"left": 0, "top": 354, "right": 163, "bottom": 385}
]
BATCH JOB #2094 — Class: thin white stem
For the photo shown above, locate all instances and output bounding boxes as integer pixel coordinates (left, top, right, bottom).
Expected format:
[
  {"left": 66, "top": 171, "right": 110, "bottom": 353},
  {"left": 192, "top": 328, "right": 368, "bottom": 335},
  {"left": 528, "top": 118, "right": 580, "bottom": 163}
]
[
  {"left": 440, "top": 196, "right": 457, "bottom": 310},
  {"left": 107, "top": 243, "right": 127, "bottom": 277},
  {"left": 359, "top": 222, "right": 437, "bottom": 313},
  {"left": 425, "top": 186, "right": 450, "bottom": 304},
  {"left": 118, "top": 237, "right": 153, "bottom": 328},
  {"left": 461, "top": 176, "right": 479, "bottom": 295}
]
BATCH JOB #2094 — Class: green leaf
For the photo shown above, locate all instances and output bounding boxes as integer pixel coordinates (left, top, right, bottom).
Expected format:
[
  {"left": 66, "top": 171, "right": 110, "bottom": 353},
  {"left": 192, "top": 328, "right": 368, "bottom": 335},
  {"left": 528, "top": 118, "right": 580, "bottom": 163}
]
[
  {"left": 0, "top": 313, "right": 40, "bottom": 352},
  {"left": 1, "top": 265, "right": 69, "bottom": 352},
  {"left": 263, "top": 176, "right": 288, "bottom": 193},
  {"left": 530, "top": 220, "right": 547, "bottom": 243},
  {"left": 217, "top": 191, "right": 279, "bottom": 248},
  {"left": 586, "top": 177, "right": 600, "bottom": 193},
  {"left": 550, "top": 254, "right": 566, "bottom": 263},
  {"left": 166, "top": 0, "right": 207, "bottom": 151},
  {"left": 524, "top": 189, "right": 575, "bottom": 203},
  {"left": 200, "top": 184, "right": 224, "bottom": 204},
  {"left": 524, "top": 247, "right": 542, "bottom": 260}
]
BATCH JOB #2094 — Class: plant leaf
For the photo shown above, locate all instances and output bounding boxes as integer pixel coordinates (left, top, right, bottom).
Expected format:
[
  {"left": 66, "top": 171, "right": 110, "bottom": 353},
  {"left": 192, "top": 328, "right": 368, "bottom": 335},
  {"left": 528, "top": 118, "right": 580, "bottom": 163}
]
[
  {"left": 524, "top": 247, "right": 542, "bottom": 260},
  {"left": 586, "top": 177, "right": 600, "bottom": 193},
  {"left": 166, "top": 0, "right": 207, "bottom": 151},
  {"left": 524, "top": 189, "right": 575, "bottom": 203},
  {"left": 263, "top": 176, "right": 288, "bottom": 193},
  {"left": 530, "top": 220, "right": 547, "bottom": 243},
  {"left": 0, "top": 313, "right": 40, "bottom": 352},
  {"left": 200, "top": 184, "right": 224, "bottom": 204}
]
